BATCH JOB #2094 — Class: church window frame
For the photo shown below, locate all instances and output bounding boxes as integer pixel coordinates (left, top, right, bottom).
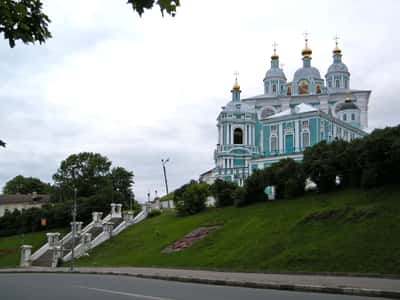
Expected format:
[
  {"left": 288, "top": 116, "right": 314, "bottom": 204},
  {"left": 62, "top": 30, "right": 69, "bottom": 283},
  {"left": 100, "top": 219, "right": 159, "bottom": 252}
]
[
  {"left": 351, "top": 113, "right": 355, "bottom": 121},
  {"left": 344, "top": 78, "right": 349, "bottom": 89},
  {"left": 343, "top": 113, "right": 347, "bottom": 121},
  {"left": 272, "top": 84, "right": 277, "bottom": 93},
  {"left": 302, "top": 120, "right": 309, "bottom": 129},
  {"left": 270, "top": 135, "right": 278, "bottom": 154},
  {"left": 302, "top": 130, "right": 310, "bottom": 148},
  {"left": 233, "top": 128, "right": 243, "bottom": 145},
  {"left": 335, "top": 79, "right": 340, "bottom": 88}
]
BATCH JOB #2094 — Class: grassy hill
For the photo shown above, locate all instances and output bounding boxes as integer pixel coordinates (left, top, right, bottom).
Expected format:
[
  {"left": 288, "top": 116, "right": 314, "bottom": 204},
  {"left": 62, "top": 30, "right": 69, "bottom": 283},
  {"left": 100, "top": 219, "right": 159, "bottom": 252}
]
[{"left": 75, "top": 185, "right": 400, "bottom": 275}]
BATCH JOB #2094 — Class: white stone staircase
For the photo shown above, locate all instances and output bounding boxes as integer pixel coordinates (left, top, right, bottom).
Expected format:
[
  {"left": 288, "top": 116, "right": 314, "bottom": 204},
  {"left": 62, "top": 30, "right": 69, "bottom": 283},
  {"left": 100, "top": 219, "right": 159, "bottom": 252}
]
[{"left": 22, "top": 203, "right": 148, "bottom": 268}]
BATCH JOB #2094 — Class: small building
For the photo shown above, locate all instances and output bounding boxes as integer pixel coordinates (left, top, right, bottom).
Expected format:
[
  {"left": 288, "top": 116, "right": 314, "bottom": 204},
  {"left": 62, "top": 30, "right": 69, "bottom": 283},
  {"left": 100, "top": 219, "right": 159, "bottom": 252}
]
[{"left": 0, "top": 193, "right": 50, "bottom": 217}]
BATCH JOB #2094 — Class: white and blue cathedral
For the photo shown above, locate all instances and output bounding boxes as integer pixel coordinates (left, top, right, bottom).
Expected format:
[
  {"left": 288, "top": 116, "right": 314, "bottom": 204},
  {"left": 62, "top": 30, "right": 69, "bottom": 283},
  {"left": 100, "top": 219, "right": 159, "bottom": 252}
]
[{"left": 200, "top": 38, "right": 370, "bottom": 185}]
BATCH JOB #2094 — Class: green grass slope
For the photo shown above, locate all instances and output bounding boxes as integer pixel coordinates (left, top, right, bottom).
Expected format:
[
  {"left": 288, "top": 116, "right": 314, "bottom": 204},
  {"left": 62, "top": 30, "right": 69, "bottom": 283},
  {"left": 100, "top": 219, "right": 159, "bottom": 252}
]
[
  {"left": 0, "top": 228, "right": 66, "bottom": 268},
  {"left": 76, "top": 186, "right": 400, "bottom": 275}
]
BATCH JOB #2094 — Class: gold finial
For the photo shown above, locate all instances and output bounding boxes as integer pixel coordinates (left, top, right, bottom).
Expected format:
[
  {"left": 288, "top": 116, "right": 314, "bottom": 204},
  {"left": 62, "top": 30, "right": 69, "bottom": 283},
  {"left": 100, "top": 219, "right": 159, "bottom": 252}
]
[
  {"left": 233, "top": 71, "right": 240, "bottom": 91},
  {"left": 302, "top": 31, "right": 312, "bottom": 57},
  {"left": 271, "top": 42, "right": 279, "bottom": 60},
  {"left": 333, "top": 34, "right": 342, "bottom": 54}
]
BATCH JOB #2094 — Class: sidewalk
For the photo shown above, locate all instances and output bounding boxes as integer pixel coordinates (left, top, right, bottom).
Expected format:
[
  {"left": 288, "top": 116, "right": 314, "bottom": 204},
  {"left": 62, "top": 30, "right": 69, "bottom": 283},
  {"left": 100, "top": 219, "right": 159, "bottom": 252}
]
[{"left": 1, "top": 266, "right": 400, "bottom": 299}]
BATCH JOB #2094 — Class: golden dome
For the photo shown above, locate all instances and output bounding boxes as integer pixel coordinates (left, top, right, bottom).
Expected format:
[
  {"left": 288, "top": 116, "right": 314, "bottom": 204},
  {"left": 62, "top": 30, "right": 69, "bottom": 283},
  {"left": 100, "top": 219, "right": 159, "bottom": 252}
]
[
  {"left": 302, "top": 47, "right": 312, "bottom": 57},
  {"left": 232, "top": 78, "right": 240, "bottom": 91},
  {"left": 333, "top": 46, "right": 342, "bottom": 54},
  {"left": 271, "top": 54, "right": 279, "bottom": 60}
]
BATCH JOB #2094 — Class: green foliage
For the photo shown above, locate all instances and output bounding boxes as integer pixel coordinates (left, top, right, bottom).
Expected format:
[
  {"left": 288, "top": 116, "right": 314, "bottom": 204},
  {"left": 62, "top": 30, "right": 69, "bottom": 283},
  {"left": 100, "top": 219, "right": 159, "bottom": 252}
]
[
  {"left": 232, "top": 186, "right": 246, "bottom": 207},
  {"left": 110, "top": 166, "right": 135, "bottom": 208},
  {"left": 242, "top": 158, "right": 305, "bottom": 205},
  {"left": 174, "top": 181, "right": 209, "bottom": 216},
  {"left": 0, "top": 0, "right": 51, "bottom": 47},
  {"left": 1, "top": 0, "right": 179, "bottom": 48},
  {"left": 3, "top": 175, "right": 50, "bottom": 194},
  {"left": 52, "top": 152, "right": 112, "bottom": 198},
  {"left": 147, "top": 209, "right": 161, "bottom": 218},
  {"left": 160, "top": 192, "right": 174, "bottom": 202},
  {"left": 302, "top": 125, "right": 400, "bottom": 192},
  {"left": 75, "top": 186, "right": 400, "bottom": 275},
  {"left": 127, "top": 0, "right": 179, "bottom": 17},
  {"left": 209, "top": 179, "right": 237, "bottom": 207},
  {"left": 303, "top": 141, "right": 337, "bottom": 193}
]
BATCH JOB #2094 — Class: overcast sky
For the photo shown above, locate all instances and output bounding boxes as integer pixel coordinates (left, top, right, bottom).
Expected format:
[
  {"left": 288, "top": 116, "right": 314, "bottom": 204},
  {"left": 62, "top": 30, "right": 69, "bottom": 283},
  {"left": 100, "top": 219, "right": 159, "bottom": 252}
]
[{"left": 0, "top": 0, "right": 399, "bottom": 202}]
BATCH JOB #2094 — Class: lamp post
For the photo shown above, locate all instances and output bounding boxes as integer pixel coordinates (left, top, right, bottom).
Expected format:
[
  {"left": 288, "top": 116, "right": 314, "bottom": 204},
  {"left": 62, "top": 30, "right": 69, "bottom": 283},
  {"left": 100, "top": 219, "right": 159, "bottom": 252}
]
[
  {"left": 161, "top": 158, "right": 170, "bottom": 208},
  {"left": 70, "top": 187, "right": 77, "bottom": 272}
]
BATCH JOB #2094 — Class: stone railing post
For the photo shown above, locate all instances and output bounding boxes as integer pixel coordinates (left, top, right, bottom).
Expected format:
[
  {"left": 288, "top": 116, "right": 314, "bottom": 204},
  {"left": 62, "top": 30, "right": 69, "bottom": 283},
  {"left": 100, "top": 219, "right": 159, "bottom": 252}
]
[
  {"left": 102, "top": 222, "right": 114, "bottom": 238},
  {"left": 110, "top": 203, "right": 116, "bottom": 218},
  {"left": 127, "top": 211, "right": 134, "bottom": 223},
  {"left": 20, "top": 245, "right": 32, "bottom": 267},
  {"left": 47, "top": 233, "right": 60, "bottom": 249},
  {"left": 71, "top": 222, "right": 83, "bottom": 238},
  {"left": 92, "top": 212, "right": 103, "bottom": 227},
  {"left": 52, "top": 246, "right": 63, "bottom": 268},
  {"left": 81, "top": 232, "right": 92, "bottom": 253}
]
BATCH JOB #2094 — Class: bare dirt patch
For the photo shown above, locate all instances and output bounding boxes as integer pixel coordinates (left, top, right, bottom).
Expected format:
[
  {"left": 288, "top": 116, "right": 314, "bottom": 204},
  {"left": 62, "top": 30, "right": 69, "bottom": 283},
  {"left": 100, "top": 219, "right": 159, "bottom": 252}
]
[{"left": 162, "top": 226, "right": 221, "bottom": 253}]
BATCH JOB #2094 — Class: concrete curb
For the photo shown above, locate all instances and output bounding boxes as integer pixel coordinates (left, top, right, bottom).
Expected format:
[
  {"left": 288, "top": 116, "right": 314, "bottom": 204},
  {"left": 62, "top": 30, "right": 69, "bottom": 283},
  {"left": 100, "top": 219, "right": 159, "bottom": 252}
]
[{"left": 1, "top": 268, "right": 399, "bottom": 299}]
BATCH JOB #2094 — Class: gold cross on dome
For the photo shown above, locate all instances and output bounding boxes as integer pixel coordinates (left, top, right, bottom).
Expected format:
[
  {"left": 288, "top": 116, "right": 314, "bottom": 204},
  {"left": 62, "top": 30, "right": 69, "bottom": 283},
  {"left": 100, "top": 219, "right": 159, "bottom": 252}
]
[
  {"left": 334, "top": 34, "right": 340, "bottom": 47},
  {"left": 303, "top": 30, "right": 310, "bottom": 47},
  {"left": 233, "top": 71, "right": 239, "bottom": 81},
  {"left": 272, "top": 42, "right": 278, "bottom": 55}
]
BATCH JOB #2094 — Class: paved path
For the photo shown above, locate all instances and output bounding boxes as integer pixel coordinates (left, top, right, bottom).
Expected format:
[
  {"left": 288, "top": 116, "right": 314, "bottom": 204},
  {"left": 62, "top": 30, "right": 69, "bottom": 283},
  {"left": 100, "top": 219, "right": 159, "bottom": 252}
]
[
  {"left": 1, "top": 267, "right": 400, "bottom": 299},
  {"left": 0, "top": 273, "right": 386, "bottom": 300}
]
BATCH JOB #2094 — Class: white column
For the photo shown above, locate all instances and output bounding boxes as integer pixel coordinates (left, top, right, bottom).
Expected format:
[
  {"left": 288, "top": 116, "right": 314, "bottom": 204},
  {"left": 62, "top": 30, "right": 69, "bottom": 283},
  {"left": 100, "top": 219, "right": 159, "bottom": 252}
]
[
  {"left": 20, "top": 245, "right": 32, "bottom": 267},
  {"left": 295, "top": 121, "right": 300, "bottom": 152},
  {"left": 279, "top": 123, "right": 284, "bottom": 153}
]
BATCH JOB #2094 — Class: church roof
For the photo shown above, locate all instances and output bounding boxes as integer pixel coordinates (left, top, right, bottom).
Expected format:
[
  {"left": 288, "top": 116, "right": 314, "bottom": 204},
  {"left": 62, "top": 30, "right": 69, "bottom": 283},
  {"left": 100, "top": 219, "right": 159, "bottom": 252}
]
[
  {"left": 264, "top": 67, "right": 286, "bottom": 80},
  {"left": 222, "top": 100, "right": 256, "bottom": 114},
  {"left": 326, "top": 62, "right": 349, "bottom": 75},
  {"left": 293, "top": 66, "right": 322, "bottom": 82},
  {"left": 267, "top": 103, "right": 317, "bottom": 119}
]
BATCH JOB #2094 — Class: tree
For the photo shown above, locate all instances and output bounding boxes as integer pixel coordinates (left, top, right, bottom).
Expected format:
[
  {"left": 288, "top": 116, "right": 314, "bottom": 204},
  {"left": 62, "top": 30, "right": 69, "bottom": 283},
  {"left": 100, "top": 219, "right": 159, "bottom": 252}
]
[
  {"left": 110, "top": 166, "right": 135, "bottom": 208},
  {"left": 303, "top": 141, "right": 338, "bottom": 193},
  {"left": 3, "top": 175, "right": 50, "bottom": 194},
  {"left": 209, "top": 179, "right": 237, "bottom": 207},
  {"left": 1, "top": 0, "right": 179, "bottom": 48},
  {"left": 174, "top": 181, "right": 209, "bottom": 216},
  {"left": 52, "top": 152, "right": 112, "bottom": 198}
]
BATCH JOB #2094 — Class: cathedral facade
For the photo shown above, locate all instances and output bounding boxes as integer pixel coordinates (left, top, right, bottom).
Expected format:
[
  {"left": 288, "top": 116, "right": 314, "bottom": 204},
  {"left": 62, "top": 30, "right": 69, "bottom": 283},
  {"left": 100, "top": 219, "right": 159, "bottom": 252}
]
[{"left": 201, "top": 38, "right": 370, "bottom": 185}]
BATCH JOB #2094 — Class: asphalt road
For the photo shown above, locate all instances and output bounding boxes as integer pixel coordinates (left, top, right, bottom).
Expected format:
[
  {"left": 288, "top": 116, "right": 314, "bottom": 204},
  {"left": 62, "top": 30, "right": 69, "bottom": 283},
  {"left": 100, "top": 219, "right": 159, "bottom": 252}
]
[{"left": 0, "top": 273, "right": 385, "bottom": 300}]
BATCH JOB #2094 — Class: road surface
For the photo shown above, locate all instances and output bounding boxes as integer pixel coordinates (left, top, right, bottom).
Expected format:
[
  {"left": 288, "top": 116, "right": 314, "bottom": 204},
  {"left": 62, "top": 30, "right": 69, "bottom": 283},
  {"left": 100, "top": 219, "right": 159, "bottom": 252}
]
[{"left": 0, "top": 273, "right": 385, "bottom": 300}]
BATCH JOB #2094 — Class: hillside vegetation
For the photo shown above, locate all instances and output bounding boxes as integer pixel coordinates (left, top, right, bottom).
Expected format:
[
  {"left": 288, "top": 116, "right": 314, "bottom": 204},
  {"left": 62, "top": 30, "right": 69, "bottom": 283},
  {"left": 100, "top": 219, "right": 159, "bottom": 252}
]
[{"left": 75, "top": 185, "right": 400, "bottom": 275}]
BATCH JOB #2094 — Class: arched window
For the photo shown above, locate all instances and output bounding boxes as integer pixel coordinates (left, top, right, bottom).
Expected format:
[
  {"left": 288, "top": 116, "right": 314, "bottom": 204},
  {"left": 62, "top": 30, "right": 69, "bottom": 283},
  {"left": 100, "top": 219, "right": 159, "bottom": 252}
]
[
  {"left": 272, "top": 84, "right": 277, "bottom": 93},
  {"left": 335, "top": 79, "right": 340, "bottom": 88},
  {"left": 344, "top": 79, "right": 349, "bottom": 89},
  {"left": 234, "top": 128, "right": 243, "bottom": 144}
]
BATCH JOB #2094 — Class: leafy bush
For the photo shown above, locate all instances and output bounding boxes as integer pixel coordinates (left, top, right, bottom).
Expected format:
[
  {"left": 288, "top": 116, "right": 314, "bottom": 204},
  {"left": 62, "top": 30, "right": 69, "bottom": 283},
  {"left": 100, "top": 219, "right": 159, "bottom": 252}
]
[
  {"left": 233, "top": 186, "right": 246, "bottom": 207},
  {"left": 147, "top": 209, "right": 162, "bottom": 218},
  {"left": 174, "top": 181, "right": 209, "bottom": 216},
  {"left": 210, "top": 179, "right": 237, "bottom": 207}
]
